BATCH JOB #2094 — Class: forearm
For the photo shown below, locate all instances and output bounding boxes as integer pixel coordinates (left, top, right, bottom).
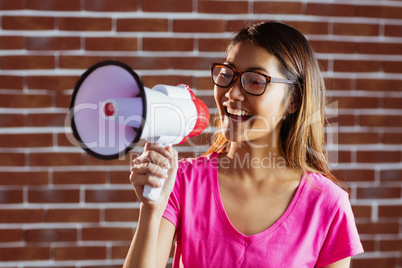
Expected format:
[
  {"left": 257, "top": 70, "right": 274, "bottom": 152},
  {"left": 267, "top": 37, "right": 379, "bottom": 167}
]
[{"left": 123, "top": 204, "right": 165, "bottom": 268}]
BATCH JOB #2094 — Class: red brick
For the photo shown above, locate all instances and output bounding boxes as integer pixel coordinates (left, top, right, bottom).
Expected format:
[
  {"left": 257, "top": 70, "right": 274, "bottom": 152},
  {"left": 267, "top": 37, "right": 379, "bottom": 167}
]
[
  {"left": 86, "top": 37, "right": 138, "bottom": 51},
  {"left": 325, "top": 78, "right": 353, "bottom": 91},
  {"left": 254, "top": 2, "right": 302, "bottom": 14},
  {"left": 197, "top": 77, "right": 215, "bottom": 90},
  {"left": 384, "top": 61, "right": 402, "bottom": 73},
  {"left": 383, "top": 133, "right": 402, "bottom": 145},
  {"left": 333, "top": 23, "right": 379, "bottom": 36},
  {"left": 59, "top": 17, "right": 112, "bottom": 31},
  {"left": 142, "top": 0, "right": 192, "bottom": 12},
  {"left": 53, "top": 171, "right": 106, "bottom": 184},
  {"left": 28, "top": 113, "right": 67, "bottom": 127},
  {"left": 357, "top": 186, "right": 400, "bottom": 199},
  {"left": 28, "top": 189, "right": 80, "bottom": 203},
  {"left": 85, "top": 154, "right": 132, "bottom": 166},
  {"left": 199, "top": 38, "right": 229, "bottom": 52},
  {"left": 58, "top": 132, "right": 80, "bottom": 147},
  {"left": 26, "top": 228, "right": 77, "bottom": 242},
  {"left": 352, "top": 257, "right": 398, "bottom": 268},
  {"left": 112, "top": 245, "right": 131, "bottom": 259},
  {"left": 351, "top": 205, "right": 371, "bottom": 218},
  {"left": 380, "top": 169, "right": 402, "bottom": 182},
  {"left": 0, "top": 189, "right": 23, "bottom": 203},
  {"left": 59, "top": 55, "right": 114, "bottom": 69},
  {"left": 27, "top": 36, "right": 81, "bottom": 50},
  {"left": 0, "top": 171, "right": 48, "bottom": 186},
  {"left": 357, "top": 150, "right": 400, "bottom": 163},
  {"left": 378, "top": 205, "right": 402, "bottom": 218},
  {"left": 0, "top": 0, "right": 24, "bottom": 9},
  {"left": 47, "top": 209, "right": 100, "bottom": 223},
  {"left": 359, "top": 42, "right": 402, "bottom": 55},
  {"left": 380, "top": 239, "right": 402, "bottom": 251},
  {"left": 0, "top": 229, "right": 23, "bottom": 242},
  {"left": 27, "top": 75, "right": 78, "bottom": 90},
  {"left": 360, "top": 115, "right": 402, "bottom": 127},
  {"left": 143, "top": 38, "right": 193, "bottom": 52},
  {"left": 141, "top": 75, "right": 193, "bottom": 89},
  {"left": 0, "top": 93, "right": 53, "bottom": 108},
  {"left": 0, "top": 246, "right": 50, "bottom": 261},
  {"left": 116, "top": 56, "right": 170, "bottom": 70},
  {"left": 334, "top": 96, "right": 378, "bottom": 109},
  {"left": 86, "top": 0, "right": 138, "bottom": 11},
  {"left": 383, "top": 97, "right": 402, "bottom": 109},
  {"left": 356, "top": 221, "right": 399, "bottom": 234},
  {"left": 360, "top": 239, "right": 375, "bottom": 252},
  {"left": 327, "top": 150, "right": 352, "bottom": 163},
  {"left": 110, "top": 170, "right": 131, "bottom": 184},
  {"left": 0, "top": 75, "right": 24, "bottom": 89},
  {"left": 0, "top": 36, "right": 24, "bottom": 49},
  {"left": 0, "top": 114, "right": 24, "bottom": 127},
  {"left": 0, "top": 209, "right": 45, "bottom": 223},
  {"left": 172, "top": 56, "right": 216, "bottom": 70},
  {"left": 357, "top": 5, "right": 402, "bottom": 19},
  {"left": 283, "top": 21, "right": 329, "bottom": 35},
  {"left": 82, "top": 227, "right": 133, "bottom": 241},
  {"left": 333, "top": 60, "right": 382, "bottom": 73},
  {"left": 54, "top": 246, "right": 106, "bottom": 260},
  {"left": 105, "top": 208, "right": 139, "bottom": 222},
  {"left": 338, "top": 132, "right": 379, "bottom": 145},
  {"left": 1, "top": 133, "right": 53, "bottom": 147},
  {"left": 309, "top": 40, "right": 357, "bottom": 54},
  {"left": 307, "top": 3, "right": 356, "bottom": 17},
  {"left": 117, "top": 18, "right": 168, "bottom": 32},
  {"left": 27, "top": 0, "right": 81, "bottom": 10},
  {"left": 30, "top": 152, "right": 83, "bottom": 166},
  {"left": 199, "top": 1, "right": 249, "bottom": 14},
  {"left": 356, "top": 79, "right": 402, "bottom": 92},
  {"left": 0, "top": 153, "right": 26, "bottom": 166},
  {"left": 85, "top": 189, "right": 136, "bottom": 203},
  {"left": 2, "top": 16, "right": 55, "bottom": 30},
  {"left": 385, "top": 24, "right": 402, "bottom": 37},
  {"left": 174, "top": 19, "right": 226, "bottom": 33},
  {"left": 332, "top": 169, "right": 375, "bottom": 182}
]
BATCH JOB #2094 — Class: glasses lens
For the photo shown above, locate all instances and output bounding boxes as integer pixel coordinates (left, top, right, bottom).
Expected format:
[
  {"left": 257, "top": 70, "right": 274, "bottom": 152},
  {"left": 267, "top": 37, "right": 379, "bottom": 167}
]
[
  {"left": 241, "top": 72, "right": 267, "bottom": 95},
  {"left": 212, "top": 65, "right": 234, "bottom": 87}
]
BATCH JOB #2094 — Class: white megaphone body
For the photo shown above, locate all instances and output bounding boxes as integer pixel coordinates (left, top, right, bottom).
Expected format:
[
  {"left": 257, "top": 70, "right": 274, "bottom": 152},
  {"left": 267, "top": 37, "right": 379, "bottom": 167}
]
[{"left": 70, "top": 60, "right": 210, "bottom": 201}]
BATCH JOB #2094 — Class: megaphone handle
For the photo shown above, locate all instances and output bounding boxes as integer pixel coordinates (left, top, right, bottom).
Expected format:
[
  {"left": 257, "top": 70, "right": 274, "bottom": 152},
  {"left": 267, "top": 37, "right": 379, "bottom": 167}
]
[
  {"left": 142, "top": 143, "right": 170, "bottom": 201},
  {"left": 142, "top": 171, "right": 167, "bottom": 201}
]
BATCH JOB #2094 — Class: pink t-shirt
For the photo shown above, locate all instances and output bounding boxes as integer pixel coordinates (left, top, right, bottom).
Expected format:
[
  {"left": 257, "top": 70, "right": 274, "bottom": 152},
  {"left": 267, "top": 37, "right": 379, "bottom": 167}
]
[{"left": 163, "top": 153, "right": 364, "bottom": 267}]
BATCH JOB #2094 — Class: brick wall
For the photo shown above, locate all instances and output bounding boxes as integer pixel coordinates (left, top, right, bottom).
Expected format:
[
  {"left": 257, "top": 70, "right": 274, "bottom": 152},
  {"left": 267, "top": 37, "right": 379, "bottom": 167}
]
[{"left": 0, "top": 0, "right": 401, "bottom": 267}]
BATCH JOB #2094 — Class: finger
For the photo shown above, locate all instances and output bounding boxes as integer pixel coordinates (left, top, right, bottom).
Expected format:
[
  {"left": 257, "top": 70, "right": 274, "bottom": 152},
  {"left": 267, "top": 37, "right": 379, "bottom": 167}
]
[
  {"left": 131, "top": 162, "right": 168, "bottom": 179},
  {"left": 145, "top": 142, "right": 173, "bottom": 159},
  {"left": 133, "top": 149, "right": 171, "bottom": 169}
]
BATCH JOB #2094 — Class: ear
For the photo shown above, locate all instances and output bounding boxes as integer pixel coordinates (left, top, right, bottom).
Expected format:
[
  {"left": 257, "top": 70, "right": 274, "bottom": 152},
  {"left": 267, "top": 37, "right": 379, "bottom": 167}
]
[{"left": 286, "top": 93, "right": 301, "bottom": 115}]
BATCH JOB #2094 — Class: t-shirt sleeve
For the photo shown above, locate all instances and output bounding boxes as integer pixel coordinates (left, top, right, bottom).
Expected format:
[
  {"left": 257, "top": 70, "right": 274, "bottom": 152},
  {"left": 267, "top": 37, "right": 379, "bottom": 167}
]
[
  {"left": 162, "top": 162, "right": 184, "bottom": 227},
  {"left": 315, "top": 195, "right": 364, "bottom": 267}
]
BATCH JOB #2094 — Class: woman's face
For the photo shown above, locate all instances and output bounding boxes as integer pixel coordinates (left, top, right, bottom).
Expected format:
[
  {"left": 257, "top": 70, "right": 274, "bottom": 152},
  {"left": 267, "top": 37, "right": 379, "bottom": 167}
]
[{"left": 214, "top": 42, "right": 291, "bottom": 147}]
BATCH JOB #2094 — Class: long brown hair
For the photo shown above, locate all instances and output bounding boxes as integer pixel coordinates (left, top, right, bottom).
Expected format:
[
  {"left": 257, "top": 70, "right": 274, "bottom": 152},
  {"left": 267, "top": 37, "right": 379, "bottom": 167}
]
[{"left": 205, "top": 21, "right": 348, "bottom": 192}]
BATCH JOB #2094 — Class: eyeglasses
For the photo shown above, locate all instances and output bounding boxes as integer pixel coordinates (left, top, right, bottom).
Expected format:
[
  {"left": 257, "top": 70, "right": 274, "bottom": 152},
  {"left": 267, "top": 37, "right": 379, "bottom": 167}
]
[{"left": 210, "top": 63, "right": 294, "bottom": 96}]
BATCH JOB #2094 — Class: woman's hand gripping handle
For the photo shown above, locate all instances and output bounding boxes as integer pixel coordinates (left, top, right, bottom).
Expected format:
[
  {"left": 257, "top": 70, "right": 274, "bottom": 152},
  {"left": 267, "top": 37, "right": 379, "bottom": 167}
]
[{"left": 130, "top": 142, "right": 178, "bottom": 207}]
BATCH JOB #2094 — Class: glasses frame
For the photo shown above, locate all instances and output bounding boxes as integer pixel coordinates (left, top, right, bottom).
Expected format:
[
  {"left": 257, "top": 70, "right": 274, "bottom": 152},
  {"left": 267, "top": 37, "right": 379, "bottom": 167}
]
[{"left": 210, "top": 63, "right": 294, "bottom": 96}]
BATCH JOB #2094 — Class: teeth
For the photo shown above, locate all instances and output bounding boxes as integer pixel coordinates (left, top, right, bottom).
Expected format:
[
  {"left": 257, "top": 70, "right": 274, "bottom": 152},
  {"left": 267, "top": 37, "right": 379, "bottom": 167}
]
[{"left": 227, "top": 107, "right": 252, "bottom": 116}]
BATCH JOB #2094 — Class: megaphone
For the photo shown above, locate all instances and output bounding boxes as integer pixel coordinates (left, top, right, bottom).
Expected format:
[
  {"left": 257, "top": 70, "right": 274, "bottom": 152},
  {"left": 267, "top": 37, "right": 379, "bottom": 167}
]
[{"left": 70, "top": 60, "right": 210, "bottom": 200}]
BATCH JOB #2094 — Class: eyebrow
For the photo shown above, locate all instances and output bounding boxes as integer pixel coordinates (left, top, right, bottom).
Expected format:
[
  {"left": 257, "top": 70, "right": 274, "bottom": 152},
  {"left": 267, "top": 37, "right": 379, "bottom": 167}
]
[{"left": 224, "top": 61, "right": 269, "bottom": 74}]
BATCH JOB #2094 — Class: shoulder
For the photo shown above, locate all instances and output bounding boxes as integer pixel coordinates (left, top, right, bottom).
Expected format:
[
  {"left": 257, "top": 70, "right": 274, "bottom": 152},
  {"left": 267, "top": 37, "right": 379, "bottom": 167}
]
[
  {"left": 177, "top": 152, "right": 219, "bottom": 175},
  {"left": 303, "top": 172, "right": 349, "bottom": 211}
]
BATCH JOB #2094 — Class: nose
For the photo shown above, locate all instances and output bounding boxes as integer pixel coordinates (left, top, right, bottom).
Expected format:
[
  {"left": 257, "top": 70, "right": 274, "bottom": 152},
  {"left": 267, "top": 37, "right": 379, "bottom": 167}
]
[{"left": 225, "top": 77, "right": 245, "bottom": 102}]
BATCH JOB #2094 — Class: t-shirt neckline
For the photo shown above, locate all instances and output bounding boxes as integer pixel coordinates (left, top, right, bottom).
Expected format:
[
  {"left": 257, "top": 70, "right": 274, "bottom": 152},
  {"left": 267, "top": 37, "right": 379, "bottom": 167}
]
[{"left": 211, "top": 152, "right": 307, "bottom": 242}]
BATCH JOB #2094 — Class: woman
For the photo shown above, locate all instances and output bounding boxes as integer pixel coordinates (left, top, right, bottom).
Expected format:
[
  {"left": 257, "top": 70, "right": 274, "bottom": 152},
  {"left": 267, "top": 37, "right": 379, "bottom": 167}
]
[{"left": 124, "top": 21, "right": 364, "bottom": 268}]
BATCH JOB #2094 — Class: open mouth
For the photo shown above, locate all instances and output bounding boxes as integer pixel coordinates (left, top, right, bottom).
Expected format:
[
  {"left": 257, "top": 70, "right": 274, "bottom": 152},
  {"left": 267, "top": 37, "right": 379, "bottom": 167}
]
[{"left": 226, "top": 107, "right": 253, "bottom": 122}]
